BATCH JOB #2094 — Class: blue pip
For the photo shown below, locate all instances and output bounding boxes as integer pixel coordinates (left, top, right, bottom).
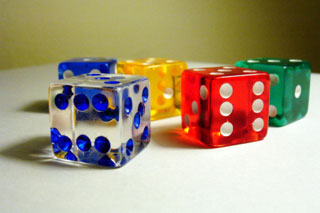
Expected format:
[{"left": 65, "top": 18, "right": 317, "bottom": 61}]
[
  {"left": 49, "top": 73, "right": 150, "bottom": 167},
  {"left": 58, "top": 57, "right": 117, "bottom": 79}
]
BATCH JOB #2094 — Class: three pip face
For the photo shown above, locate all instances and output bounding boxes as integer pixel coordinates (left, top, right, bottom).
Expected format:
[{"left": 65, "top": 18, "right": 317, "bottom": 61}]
[{"left": 51, "top": 57, "right": 311, "bottom": 167}]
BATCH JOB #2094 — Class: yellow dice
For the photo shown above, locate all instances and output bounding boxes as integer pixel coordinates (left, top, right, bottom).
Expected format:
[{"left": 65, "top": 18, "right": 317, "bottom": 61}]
[{"left": 117, "top": 58, "right": 187, "bottom": 120}]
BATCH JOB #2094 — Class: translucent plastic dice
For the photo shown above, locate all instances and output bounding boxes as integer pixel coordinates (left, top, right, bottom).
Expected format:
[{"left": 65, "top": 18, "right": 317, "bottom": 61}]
[
  {"left": 58, "top": 57, "right": 117, "bottom": 79},
  {"left": 235, "top": 58, "right": 311, "bottom": 126},
  {"left": 117, "top": 58, "right": 187, "bottom": 120},
  {"left": 181, "top": 66, "right": 270, "bottom": 147},
  {"left": 49, "top": 73, "right": 150, "bottom": 167}
]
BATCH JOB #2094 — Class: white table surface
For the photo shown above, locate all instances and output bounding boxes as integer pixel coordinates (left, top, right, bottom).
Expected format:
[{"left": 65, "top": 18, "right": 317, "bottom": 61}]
[{"left": 0, "top": 62, "right": 319, "bottom": 213}]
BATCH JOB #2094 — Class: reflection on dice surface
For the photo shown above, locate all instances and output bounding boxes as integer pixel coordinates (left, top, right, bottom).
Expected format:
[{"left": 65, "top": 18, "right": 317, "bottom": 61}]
[
  {"left": 49, "top": 73, "right": 150, "bottom": 167},
  {"left": 235, "top": 58, "right": 311, "bottom": 126},
  {"left": 181, "top": 67, "right": 270, "bottom": 148},
  {"left": 58, "top": 57, "right": 117, "bottom": 79},
  {"left": 117, "top": 58, "right": 187, "bottom": 120}
]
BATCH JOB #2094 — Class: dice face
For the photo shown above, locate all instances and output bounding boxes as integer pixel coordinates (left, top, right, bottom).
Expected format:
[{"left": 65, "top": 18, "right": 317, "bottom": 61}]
[
  {"left": 181, "top": 67, "right": 270, "bottom": 147},
  {"left": 49, "top": 74, "right": 150, "bottom": 167},
  {"left": 58, "top": 57, "right": 117, "bottom": 79},
  {"left": 235, "top": 58, "right": 311, "bottom": 126},
  {"left": 117, "top": 58, "right": 187, "bottom": 120}
]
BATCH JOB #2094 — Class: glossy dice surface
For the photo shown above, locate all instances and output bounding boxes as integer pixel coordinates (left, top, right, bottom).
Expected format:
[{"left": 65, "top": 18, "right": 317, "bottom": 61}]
[
  {"left": 235, "top": 58, "right": 311, "bottom": 126},
  {"left": 58, "top": 57, "right": 117, "bottom": 79},
  {"left": 117, "top": 58, "right": 187, "bottom": 120},
  {"left": 49, "top": 74, "right": 150, "bottom": 167},
  {"left": 181, "top": 66, "right": 270, "bottom": 148}
]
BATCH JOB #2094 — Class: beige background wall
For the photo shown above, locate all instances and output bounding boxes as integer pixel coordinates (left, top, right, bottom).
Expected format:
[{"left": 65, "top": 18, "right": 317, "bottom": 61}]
[{"left": 1, "top": 0, "right": 319, "bottom": 71}]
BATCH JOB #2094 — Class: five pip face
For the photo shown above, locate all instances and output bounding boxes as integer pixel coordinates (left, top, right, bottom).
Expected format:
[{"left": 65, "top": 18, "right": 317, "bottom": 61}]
[{"left": 49, "top": 73, "right": 151, "bottom": 168}]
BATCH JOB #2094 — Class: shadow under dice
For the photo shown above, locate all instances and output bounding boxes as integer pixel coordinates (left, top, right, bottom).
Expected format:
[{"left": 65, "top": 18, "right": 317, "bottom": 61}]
[
  {"left": 117, "top": 58, "right": 187, "bottom": 120},
  {"left": 235, "top": 58, "right": 311, "bottom": 126},
  {"left": 181, "top": 67, "right": 270, "bottom": 148},
  {"left": 58, "top": 57, "right": 117, "bottom": 79},
  {"left": 49, "top": 73, "right": 150, "bottom": 167}
]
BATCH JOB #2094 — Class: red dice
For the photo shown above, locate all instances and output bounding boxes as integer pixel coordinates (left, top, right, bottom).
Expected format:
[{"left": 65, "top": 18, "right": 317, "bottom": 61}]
[{"left": 181, "top": 66, "right": 270, "bottom": 147}]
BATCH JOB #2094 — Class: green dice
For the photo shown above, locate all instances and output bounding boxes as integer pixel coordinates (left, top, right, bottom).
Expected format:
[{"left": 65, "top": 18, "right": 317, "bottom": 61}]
[{"left": 235, "top": 58, "right": 311, "bottom": 127}]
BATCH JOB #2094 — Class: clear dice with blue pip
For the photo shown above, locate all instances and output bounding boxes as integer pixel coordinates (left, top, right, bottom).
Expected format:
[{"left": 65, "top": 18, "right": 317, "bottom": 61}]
[
  {"left": 58, "top": 57, "right": 117, "bottom": 79},
  {"left": 49, "top": 73, "right": 150, "bottom": 167}
]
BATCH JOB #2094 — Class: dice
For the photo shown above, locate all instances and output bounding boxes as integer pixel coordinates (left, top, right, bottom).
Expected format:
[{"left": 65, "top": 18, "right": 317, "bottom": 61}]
[
  {"left": 181, "top": 66, "right": 270, "bottom": 147},
  {"left": 49, "top": 73, "right": 150, "bottom": 167},
  {"left": 235, "top": 58, "right": 311, "bottom": 126},
  {"left": 117, "top": 58, "right": 187, "bottom": 120},
  {"left": 58, "top": 57, "right": 117, "bottom": 79}
]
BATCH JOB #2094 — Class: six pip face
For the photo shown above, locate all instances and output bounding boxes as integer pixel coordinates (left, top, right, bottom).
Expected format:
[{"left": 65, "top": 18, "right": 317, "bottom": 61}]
[{"left": 181, "top": 66, "right": 270, "bottom": 148}]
